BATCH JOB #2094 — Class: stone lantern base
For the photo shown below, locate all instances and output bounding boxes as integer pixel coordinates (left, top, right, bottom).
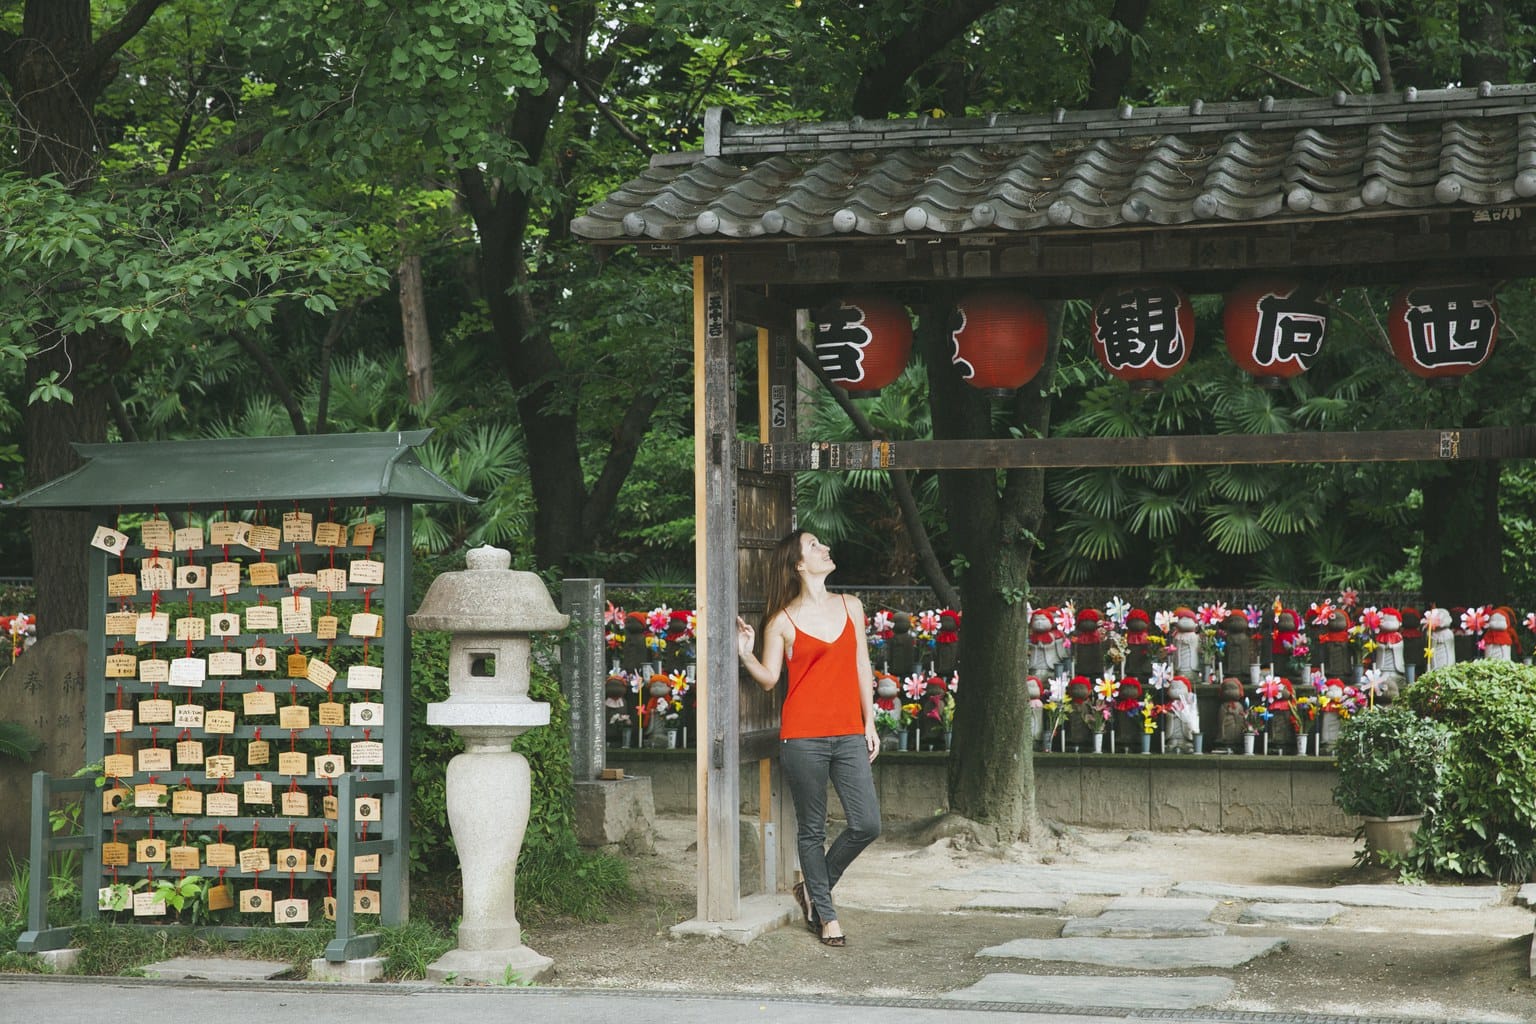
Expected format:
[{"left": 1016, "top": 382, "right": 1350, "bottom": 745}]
[{"left": 425, "top": 945, "right": 554, "bottom": 985}]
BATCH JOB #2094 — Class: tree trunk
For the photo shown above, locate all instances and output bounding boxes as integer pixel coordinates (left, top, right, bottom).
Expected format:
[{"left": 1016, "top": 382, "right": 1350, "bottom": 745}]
[
  {"left": 1459, "top": 0, "right": 1508, "bottom": 86},
  {"left": 1420, "top": 462, "right": 1506, "bottom": 606},
  {"left": 399, "top": 253, "right": 434, "bottom": 405},
  {"left": 24, "top": 335, "right": 114, "bottom": 636}
]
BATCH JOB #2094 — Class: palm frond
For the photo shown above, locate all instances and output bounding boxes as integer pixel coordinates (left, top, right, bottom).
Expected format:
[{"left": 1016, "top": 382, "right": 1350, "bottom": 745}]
[{"left": 1203, "top": 504, "right": 1271, "bottom": 554}]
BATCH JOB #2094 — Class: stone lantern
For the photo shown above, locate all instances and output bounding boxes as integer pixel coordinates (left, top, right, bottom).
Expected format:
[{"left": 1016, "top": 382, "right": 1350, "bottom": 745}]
[{"left": 408, "top": 545, "right": 568, "bottom": 984}]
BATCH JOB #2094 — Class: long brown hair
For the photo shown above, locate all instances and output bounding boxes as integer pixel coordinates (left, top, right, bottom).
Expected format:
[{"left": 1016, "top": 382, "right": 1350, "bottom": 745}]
[{"left": 759, "top": 529, "right": 809, "bottom": 646}]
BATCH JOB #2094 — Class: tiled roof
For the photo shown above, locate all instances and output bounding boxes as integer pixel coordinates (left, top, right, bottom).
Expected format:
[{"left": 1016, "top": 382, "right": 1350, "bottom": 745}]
[{"left": 571, "top": 85, "right": 1536, "bottom": 244}]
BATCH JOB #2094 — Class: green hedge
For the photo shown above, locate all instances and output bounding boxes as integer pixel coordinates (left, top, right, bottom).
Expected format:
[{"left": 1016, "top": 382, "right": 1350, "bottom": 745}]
[{"left": 1401, "top": 660, "right": 1536, "bottom": 881}]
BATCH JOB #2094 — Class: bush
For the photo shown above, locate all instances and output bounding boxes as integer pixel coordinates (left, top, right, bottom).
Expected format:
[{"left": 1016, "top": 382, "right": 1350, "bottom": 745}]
[
  {"left": 1400, "top": 660, "right": 1536, "bottom": 881},
  {"left": 1333, "top": 705, "right": 1450, "bottom": 818}
]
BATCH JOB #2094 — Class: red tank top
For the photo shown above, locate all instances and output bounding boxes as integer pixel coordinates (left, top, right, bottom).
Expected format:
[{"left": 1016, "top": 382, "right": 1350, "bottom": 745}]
[{"left": 781, "top": 598, "right": 866, "bottom": 740}]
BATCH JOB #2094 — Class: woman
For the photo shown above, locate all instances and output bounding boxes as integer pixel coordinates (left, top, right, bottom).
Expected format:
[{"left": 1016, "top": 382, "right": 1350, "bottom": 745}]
[{"left": 736, "top": 530, "right": 881, "bottom": 947}]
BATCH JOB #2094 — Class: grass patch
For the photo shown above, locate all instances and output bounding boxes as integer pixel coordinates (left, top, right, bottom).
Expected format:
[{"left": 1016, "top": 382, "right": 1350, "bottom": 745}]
[
  {"left": 516, "top": 839, "right": 633, "bottom": 926},
  {"left": 377, "top": 918, "right": 455, "bottom": 980}
]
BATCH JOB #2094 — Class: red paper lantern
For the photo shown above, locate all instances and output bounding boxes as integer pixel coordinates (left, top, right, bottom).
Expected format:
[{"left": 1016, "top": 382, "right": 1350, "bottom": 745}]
[
  {"left": 1090, "top": 281, "right": 1193, "bottom": 388},
  {"left": 810, "top": 295, "right": 912, "bottom": 397},
  {"left": 948, "top": 290, "right": 1049, "bottom": 397},
  {"left": 1388, "top": 280, "right": 1499, "bottom": 385},
  {"left": 1222, "top": 277, "right": 1328, "bottom": 386}
]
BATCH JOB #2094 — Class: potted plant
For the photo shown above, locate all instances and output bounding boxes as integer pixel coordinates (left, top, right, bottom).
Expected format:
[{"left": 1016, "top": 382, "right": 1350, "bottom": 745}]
[{"left": 1332, "top": 705, "right": 1451, "bottom": 861}]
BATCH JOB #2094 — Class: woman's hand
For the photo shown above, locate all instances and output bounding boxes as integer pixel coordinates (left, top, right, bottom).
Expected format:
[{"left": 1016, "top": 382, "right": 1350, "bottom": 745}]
[
  {"left": 865, "top": 719, "right": 880, "bottom": 763},
  {"left": 736, "top": 616, "right": 755, "bottom": 660}
]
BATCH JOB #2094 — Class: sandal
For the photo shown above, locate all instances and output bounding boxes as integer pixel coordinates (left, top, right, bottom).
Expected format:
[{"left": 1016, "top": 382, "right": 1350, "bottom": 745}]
[{"left": 818, "top": 929, "right": 847, "bottom": 948}]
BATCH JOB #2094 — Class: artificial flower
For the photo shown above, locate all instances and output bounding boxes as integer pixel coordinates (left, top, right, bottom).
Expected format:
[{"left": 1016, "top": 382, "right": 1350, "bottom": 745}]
[
  {"left": 1104, "top": 596, "right": 1131, "bottom": 627},
  {"left": 916, "top": 609, "right": 941, "bottom": 636},
  {"left": 1154, "top": 609, "right": 1175, "bottom": 634},
  {"left": 1094, "top": 677, "right": 1117, "bottom": 703},
  {"left": 1460, "top": 606, "right": 1489, "bottom": 634},
  {"left": 1047, "top": 674, "right": 1068, "bottom": 704},
  {"left": 1308, "top": 600, "right": 1336, "bottom": 626},
  {"left": 1198, "top": 601, "right": 1229, "bottom": 626},
  {"left": 1149, "top": 663, "right": 1173, "bottom": 690},
  {"left": 604, "top": 601, "right": 626, "bottom": 627},
  {"left": 646, "top": 605, "right": 672, "bottom": 634},
  {"left": 1339, "top": 588, "right": 1359, "bottom": 608},
  {"left": 1526, "top": 611, "right": 1536, "bottom": 633},
  {"left": 1053, "top": 604, "right": 1076, "bottom": 636},
  {"left": 902, "top": 674, "right": 927, "bottom": 700}
]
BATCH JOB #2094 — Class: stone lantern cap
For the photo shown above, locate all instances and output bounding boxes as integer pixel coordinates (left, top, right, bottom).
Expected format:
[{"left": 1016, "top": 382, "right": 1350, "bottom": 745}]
[{"left": 408, "top": 546, "right": 569, "bottom": 634}]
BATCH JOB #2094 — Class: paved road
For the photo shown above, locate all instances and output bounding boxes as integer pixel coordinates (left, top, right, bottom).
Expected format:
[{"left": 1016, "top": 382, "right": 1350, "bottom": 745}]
[{"left": 0, "top": 974, "right": 1506, "bottom": 1024}]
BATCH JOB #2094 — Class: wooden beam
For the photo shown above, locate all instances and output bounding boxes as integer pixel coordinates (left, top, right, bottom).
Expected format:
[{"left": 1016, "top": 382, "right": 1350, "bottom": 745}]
[
  {"left": 695, "top": 255, "right": 741, "bottom": 923},
  {"left": 742, "top": 427, "right": 1536, "bottom": 473},
  {"left": 732, "top": 288, "right": 797, "bottom": 331}
]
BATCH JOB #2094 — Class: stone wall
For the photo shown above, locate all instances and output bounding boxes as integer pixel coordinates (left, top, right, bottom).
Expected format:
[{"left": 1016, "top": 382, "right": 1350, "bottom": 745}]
[
  {"left": 607, "top": 749, "right": 1356, "bottom": 836},
  {"left": 0, "top": 632, "right": 88, "bottom": 873}
]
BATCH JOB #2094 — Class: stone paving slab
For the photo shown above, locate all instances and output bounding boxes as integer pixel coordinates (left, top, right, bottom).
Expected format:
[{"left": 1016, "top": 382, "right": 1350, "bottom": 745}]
[
  {"left": 1517, "top": 883, "right": 1536, "bottom": 907},
  {"left": 1238, "top": 901, "right": 1344, "bottom": 926},
  {"left": 1173, "top": 880, "right": 1503, "bottom": 910},
  {"left": 978, "top": 935, "right": 1286, "bottom": 969},
  {"left": 1105, "top": 895, "right": 1218, "bottom": 914},
  {"left": 936, "top": 865, "right": 1170, "bottom": 896},
  {"left": 963, "top": 893, "right": 1069, "bottom": 912},
  {"left": 947, "top": 972, "right": 1235, "bottom": 1009},
  {"left": 1061, "top": 909, "right": 1226, "bottom": 938},
  {"left": 140, "top": 957, "right": 291, "bottom": 982}
]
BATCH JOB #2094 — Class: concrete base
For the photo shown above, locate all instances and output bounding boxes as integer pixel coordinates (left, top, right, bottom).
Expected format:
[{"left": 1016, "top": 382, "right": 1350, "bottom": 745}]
[
  {"left": 425, "top": 945, "right": 555, "bottom": 985},
  {"left": 670, "top": 893, "right": 797, "bottom": 944},
  {"left": 34, "top": 948, "right": 81, "bottom": 972},
  {"left": 143, "top": 957, "right": 291, "bottom": 981},
  {"left": 308, "top": 956, "right": 386, "bottom": 982},
  {"left": 572, "top": 776, "right": 656, "bottom": 853}
]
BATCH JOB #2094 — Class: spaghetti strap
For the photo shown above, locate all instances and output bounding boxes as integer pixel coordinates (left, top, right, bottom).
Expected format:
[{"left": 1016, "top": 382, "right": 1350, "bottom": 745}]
[{"left": 783, "top": 608, "right": 800, "bottom": 633}]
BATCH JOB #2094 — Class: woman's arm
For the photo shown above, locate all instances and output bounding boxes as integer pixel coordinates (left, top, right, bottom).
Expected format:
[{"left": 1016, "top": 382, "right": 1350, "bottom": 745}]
[{"left": 737, "top": 614, "right": 787, "bottom": 692}]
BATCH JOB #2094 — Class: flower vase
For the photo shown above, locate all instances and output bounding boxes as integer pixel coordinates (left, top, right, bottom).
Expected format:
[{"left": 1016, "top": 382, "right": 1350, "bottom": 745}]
[
  {"left": 1296, "top": 734, "right": 1308, "bottom": 756},
  {"left": 1041, "top": 729, "right": 1053, "bottom": 752},
  {"left": 1193, "top": 734, "right": 1204, "bottom": 754},
  {"left": 1139, "top": 734, "right": 1151, "bottom": 754},
  {"left": 1242, "top": 732, "right": 1256, "bottom": 755},
  {"left": 623, "top": 727, "right": 633, "bottom": 748},
  {"left": 666, "top": 728, "right": 677, "bottom": 749},
  {"left": 1092, "top": 732, "right": 1103, "bottom": 754},
  {"left": 898, "top": 730, "right": 909, "bottom": 752}
]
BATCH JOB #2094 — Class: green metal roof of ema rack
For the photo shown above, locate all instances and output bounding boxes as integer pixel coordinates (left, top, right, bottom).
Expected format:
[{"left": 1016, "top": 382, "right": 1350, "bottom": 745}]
[{"left": 6, "top": 430, "right": 476, "bottom": 509}]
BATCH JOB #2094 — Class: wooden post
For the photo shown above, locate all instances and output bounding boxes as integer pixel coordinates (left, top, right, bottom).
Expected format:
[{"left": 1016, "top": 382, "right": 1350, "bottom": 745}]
[{"left": 695, "top": 255, "right": 740, "bottom": 921}]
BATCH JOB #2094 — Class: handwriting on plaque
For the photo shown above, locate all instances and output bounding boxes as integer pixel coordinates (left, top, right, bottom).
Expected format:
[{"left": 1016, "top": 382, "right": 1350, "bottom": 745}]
[
  {"left": 350, "top": 741, "right": 384, "bottom": 767},
  {"left": 242, "top": 779, "right": 273, "bottom": 805},
  {"left": 246, "top": 739, "right": 270, "bottom": 766},
  {"left": 286, "top": 652, "right": 308, "bottom": 677},
  {"left": 138, "top": 698, "right": 173, "bottom": 724},
  {"left": 139, "top": 659, "right": 170, "bottom": 684},
  {"left": 174, "top": 526, "right": 204, "bottom": 552},
  {"left": 248, "top": 524, "right": 281, "bottom": 551},
  {"left": 101, "top": 842, "right": 130, "bottom": 867},
  {"left": 207, "top": 650, "right": 242, "bottom": 677},
  {"left": 168, "top": 845, "right": 200, "bottom": 871},
  {"left": 322, "top": 794, "right": 339, "bottom": 820},
  {"left": 205, "top": 709, "right": 236, "bottom": 735},
  {"left": 248, "top": 561, "right": 280, "bottom": 588},
  {"left": 208, "top": 521, "right": 240, "bottom": 546},
  {"left": 316, "top": 615, "right": 339, "bottom": 640},
  {"left": 205, "top": 843, "right": 237, "bottom": 868},
  {"left": 349, "top": 612, "right": 381, "bottom": 638},
  {"left": 348, "top": 559, "right": 384, "bottom": 586},
  {"left": 280, "top": 790, "right": 310, "bottom": 816},
  {"left": 107, "top": 573, "right": 137, "bottom": 598},
  {"left": 314, "top": 522, "right": 344, "bottom": 547},
  {"left": 174, "top": 703, "right": 205, "bottom": 729},
  {"left": 245, "top": 605, "right": 279, "bottom": 631},
  {"left": 134, "top": 783, "right": 168, "bottom": 808},
  {"left": 347, "top": 665, "right": 382, "bottom": 691},
  {"left": 209, "top": 561, "right": 240, "bottom": 597},
  {"left": 317, "top": 702, "right": 345, "bottom": 726},
  {"left": 104, "top": 611, "right": 137, "bottom": 636},
  {"left": 204, "top": 755, "right": 236, "bottom": 779},
  {"left": 170, "top": 789, "right": 203, "bottom": 815},
  {"left": 282, "top": 511, "right": 313, "bottom": 544},
  {"left": 306, "top": 659, "right": 337, "bottom": 689},
  {"left": 206, "top": 792, "right": 240, "bottom": 816},
  {"left": 278, "top": 704, "right": 310, "bottom": 730},
  {"left": 353, "top": 853, "right": 380, "bottom": 874},
  {"left": 140, "top": 519, "right": 173, "bottom": 549},
  {"left": 242, "top": 689, "right": 277, "bottom": 716},
  {"left": 103, "top": 754, "right": 134, "bottom": 779},
  {"left": 287, "top": 571, "right": 317, "bottom": 591},
  {"left": 169, "top": 656, "right": 206, "bottom": 687},
  {"left": 315, "top": 568, "right": 348, "bottom": 594},
  {"left": 137, "top": 747, "right": 172, "bottom": 773},
  {"left": 175, "top": 616, "right": 206, "bottom": 642},
  {"left": 105, "top": 653, "right": 138, "bottom": 679},
  {"left": 281, "top": 595, "right": 313, "bottom": 635},
  {"left": 175, "top": 739, "right": 204, "bottom": 765},
  {"left": 239, "top": 848, "right": 271, "bottom": 873},
  {"left": 351, "top": 522, "right": 375, "bottom": 548},
  {"left": 135, "top": 611, "right": 170, "bottom": 643},
  {"left": 104, "top": 709, "right": 134, "bottom": 733},
  {"left": 139, "top": 565, "right": 173, "bottom": 593},
  {"left": 133, "top": 891, "right": 167, "bottom": 917}
]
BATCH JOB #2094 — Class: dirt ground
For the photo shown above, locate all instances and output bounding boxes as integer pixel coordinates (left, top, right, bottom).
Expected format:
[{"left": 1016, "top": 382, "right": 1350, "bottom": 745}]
[{"left": 527, "top": 814, "right": 1536, "bottom": 1022}]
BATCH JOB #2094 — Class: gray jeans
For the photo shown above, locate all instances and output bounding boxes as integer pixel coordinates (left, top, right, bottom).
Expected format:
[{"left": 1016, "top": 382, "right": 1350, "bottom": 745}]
[{"left": 780, "top": 733, "right": 882, "bottom": 925}]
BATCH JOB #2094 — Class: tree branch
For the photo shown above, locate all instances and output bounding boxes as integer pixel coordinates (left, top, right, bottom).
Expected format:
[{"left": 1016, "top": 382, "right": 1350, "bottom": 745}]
[
  {"left": 549, "top": 56, "right": 654, "bottom": 156},
  {"left": 86, "top": 0, "right": 173, "bottom": 83},
  {"left": 314, "top": 299, "right": 364, "bottom": 434},
  {"left": 231, "top": 331, "right": 308, "bottom": 435},
  {"left": 581, "top": 387, "right": 663, "bottom": 543},
  {"left": 1086, "top": 0, "right": 1153, "bottom": 109},
  {"left": 851, "top": 0, "right": 1002, "bottom": 119},
  {"left": 793, "top": 339, "right": 959, "bottom": 609}
]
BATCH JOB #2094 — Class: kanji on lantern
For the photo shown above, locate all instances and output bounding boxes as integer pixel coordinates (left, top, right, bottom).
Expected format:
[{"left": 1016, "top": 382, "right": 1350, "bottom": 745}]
[
  {"left": 1091, "top": 282, "right": 1193, "bottom": 387},
  {"left": 1223, "top": 277, "right": 1328, "bottom": 385},
  {"left": 1388, "top": 281, "right": 1499, "bottom": 383},
  {"left": 811, "top": 295, "right": 912, "bottom": 397}
]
